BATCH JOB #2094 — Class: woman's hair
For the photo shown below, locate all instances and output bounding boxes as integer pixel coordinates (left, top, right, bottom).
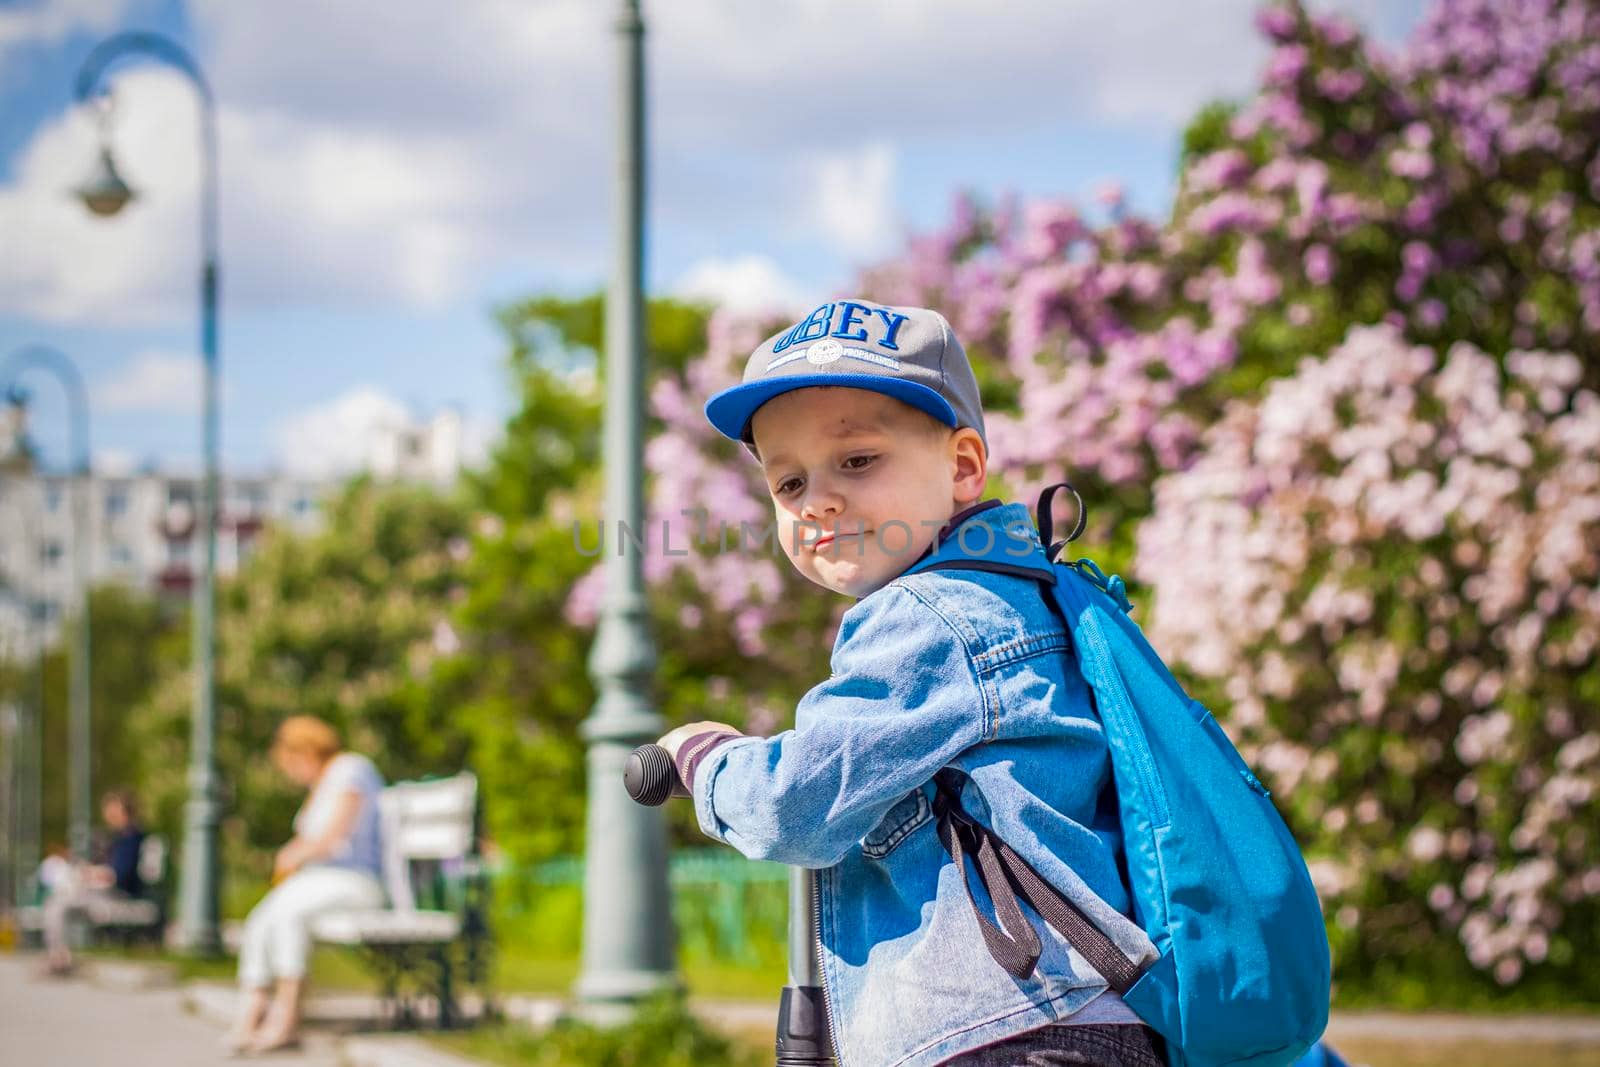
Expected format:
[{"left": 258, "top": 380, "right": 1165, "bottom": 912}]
[{"left": 270, "top": 715, "right": 343, "bottom": 764}]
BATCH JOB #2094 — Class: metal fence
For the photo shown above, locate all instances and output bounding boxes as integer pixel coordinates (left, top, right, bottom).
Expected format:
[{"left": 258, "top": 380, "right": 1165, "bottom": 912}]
[{"left": 497, "top": 849, "right": 789, "bottom": 967}]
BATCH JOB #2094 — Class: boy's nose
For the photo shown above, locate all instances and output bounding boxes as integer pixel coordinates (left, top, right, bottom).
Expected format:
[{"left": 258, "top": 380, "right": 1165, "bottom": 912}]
[{"left": 800, "top": 488, "right": 844, "bottom": 524}]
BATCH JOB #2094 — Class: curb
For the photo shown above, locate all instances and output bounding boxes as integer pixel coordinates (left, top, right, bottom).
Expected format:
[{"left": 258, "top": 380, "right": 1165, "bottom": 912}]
[
  {"left": 1326, "top": 1011, "right": 1600, "bottom": 1042},
  {"left": 84, "top": 958, "right": 179, "bottom": 992}
]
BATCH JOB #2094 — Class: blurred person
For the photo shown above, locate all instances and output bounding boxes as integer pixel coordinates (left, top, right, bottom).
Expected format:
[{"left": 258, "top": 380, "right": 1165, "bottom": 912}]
[
  {"left": 35, "top": 841, "right": 73, "bottom": 896},
  {"left": 226, "top": 715, "right": 385, "bottom": 1055},
  {"left": 40, "top": 790, "right": 147, "bottom": 977}
]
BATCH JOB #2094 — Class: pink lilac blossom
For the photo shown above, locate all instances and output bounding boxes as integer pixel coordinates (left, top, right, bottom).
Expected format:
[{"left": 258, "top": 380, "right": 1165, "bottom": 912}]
[
  {"left": 614, "top": 0, "right": 1596, "bottom": 650},
  {"left": 563, "top": 0, "right": 1600, "bottom": 981},
  {"left": 1136, "top": 324, "right": 1600, "bottom": 980}
]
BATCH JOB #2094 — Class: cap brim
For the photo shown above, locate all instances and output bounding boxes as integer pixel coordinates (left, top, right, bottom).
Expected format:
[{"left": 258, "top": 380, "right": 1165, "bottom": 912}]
[{"left": 704, "top": 374, "right": 960, "bottom": 446}]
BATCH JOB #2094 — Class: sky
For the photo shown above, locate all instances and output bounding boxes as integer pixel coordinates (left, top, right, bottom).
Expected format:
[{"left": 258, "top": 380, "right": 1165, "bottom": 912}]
[{"left": 0, "top": 0, "right": 1429, "bottom": 478}]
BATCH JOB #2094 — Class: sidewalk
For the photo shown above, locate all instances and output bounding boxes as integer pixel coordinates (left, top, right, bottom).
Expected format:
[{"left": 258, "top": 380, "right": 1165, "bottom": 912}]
[
  {"left": 0, "top": 954, "right": 480, "bottom": 1067},
  {"left": 0, "top": 954, "right": 342, "bottom": 1067}
]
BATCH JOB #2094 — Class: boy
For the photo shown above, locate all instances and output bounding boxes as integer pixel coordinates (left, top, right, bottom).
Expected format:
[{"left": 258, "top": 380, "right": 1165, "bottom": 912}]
[
  {"left": 40, "top": 790, "right": 146, "bottom": 976},
  {"left": 659, "top": 300, "right": 1163, "bottom": 1066}
]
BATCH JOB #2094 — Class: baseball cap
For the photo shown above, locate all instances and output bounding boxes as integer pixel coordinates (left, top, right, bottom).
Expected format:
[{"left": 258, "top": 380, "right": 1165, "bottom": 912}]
[{"left": 704, "top": 299, "right": 987, "bottom": 459}]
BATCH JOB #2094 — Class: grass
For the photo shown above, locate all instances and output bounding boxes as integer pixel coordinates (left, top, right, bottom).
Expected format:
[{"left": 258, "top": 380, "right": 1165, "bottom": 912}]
[
  {"left": 427, "top": 995, "right": 768, "bottom": 1067},
  {"left": 78, "top": 941, "right": 785, "bottom": 1002},
  {"left": 430, "top": 1023, "right": 769, "bottom": 1067}
]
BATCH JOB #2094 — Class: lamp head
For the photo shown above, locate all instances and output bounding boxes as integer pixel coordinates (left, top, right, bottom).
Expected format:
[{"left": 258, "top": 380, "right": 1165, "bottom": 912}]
[{"left": 74, "top": 146, "right": 135, "bottom": 217}]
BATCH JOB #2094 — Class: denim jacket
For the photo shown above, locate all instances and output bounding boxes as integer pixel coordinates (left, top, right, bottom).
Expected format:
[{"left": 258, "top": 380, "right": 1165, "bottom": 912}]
[{"left": 690, "top": 502, "right": 1158, "bottom": 1067}]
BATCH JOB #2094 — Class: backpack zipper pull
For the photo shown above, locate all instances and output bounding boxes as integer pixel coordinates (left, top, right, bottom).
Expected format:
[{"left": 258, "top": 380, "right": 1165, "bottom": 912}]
[
  {"left": 1067, "top": 558, "right": 1134, "bottom": 614},
  {"left": 1105, "top": 574, "right": 1132, "bottom": 615}
]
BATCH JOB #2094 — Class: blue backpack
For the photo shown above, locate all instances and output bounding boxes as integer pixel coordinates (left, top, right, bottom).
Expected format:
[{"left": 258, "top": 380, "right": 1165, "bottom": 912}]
[{"left": 904, "top": 484, "right": 1331, "bottom": 1067}]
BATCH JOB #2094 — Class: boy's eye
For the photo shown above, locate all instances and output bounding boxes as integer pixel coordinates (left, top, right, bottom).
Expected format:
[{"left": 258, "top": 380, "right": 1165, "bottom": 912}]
[{"left": 772, "top": 456, "right": 877, "bottom": 497}]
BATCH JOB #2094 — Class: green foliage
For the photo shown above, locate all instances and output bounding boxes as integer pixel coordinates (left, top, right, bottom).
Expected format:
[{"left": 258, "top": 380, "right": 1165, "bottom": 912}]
[
  {"left": 441, "top": 292, "right": 724, "bottom": 865},
  {"left": 128, "top": 478, "right": 474, "bottom": 881},
  {"left": 1179, "top": 101, "right": 1240, "bottom": 167},
  {"left": 443, "top": 994, "right": 765, "bottom": 1067},
  {"left": 0, "top": 584, "right": 182, "bottom": 851}
]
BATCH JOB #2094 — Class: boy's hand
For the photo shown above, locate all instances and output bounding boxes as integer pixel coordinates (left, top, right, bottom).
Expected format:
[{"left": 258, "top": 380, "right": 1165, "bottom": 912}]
[{"left": 658, "top": 720, "right": 741, "bottom": 761}]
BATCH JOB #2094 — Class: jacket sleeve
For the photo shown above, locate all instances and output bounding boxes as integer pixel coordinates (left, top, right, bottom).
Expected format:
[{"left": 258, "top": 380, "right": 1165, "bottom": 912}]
[{"left": 691, "top": 582, "right": 986, "bottom": 868}]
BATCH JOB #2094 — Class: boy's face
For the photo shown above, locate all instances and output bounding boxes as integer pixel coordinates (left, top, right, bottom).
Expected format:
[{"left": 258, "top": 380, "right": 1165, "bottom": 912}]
[{"left": 751, "top": 387, "right": 986, "bottom": 599}]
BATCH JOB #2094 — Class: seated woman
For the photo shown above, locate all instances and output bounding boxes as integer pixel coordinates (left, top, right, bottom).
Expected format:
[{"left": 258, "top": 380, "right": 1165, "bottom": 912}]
[
  {"left": 227, "top": 715, "right": 386, "bottom": 1054},
  {"left": 41, "top": 789, "right": 147, "bottom": 976}
]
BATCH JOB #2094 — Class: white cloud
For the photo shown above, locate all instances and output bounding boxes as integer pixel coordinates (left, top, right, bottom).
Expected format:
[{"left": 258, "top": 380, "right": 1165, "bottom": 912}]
[
  {"left": 673, "top": 254, "right": 808, "bottom": 315},
  {"left": 95, "top": 349, "right": 202, "bottom": 413},
  {"left": 0, "top": 66, "right": 519, "bottom": 324},
  {"left": 1, "top": 0, "right": 1428, "bottom": 326},
  {"left": 275, "top": 387, "right": 499, "bottom": 480},
  {"left": 273, "top": 386, "right": 411, "bottom": 478},
  {"left": 809, "top": 144, "right": 898, "bottom": 260}
]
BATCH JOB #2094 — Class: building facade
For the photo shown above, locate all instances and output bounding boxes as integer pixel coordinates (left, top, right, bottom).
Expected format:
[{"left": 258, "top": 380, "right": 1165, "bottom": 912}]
[{"left": 0, "top": 402, "right": 466, "bottom": 655}]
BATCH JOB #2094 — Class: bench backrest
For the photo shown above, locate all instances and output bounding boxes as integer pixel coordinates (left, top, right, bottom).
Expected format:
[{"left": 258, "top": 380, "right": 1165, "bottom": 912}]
[
  {"left": 138, "top": 834, "right": 166, "bottom": 889},
  {"left": 378, "top": 772, "right": 478, "bottom": 912}
]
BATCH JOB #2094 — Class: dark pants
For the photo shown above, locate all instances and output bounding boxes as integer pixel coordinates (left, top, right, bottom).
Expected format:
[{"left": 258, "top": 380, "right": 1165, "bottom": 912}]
[{"left": 938, "top": 1024, "right": 1167, "bottom": 1067}]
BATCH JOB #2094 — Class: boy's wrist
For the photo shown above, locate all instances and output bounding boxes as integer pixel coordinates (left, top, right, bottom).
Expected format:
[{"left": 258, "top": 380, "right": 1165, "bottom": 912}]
[{"left": 675, "top": 730, "right": 742, "bottom": 793}]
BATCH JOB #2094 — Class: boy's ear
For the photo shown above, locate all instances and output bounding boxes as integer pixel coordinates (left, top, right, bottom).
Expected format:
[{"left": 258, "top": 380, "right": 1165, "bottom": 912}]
[{"left": 950, "top": 428, "right": 987, "bottom": 505}]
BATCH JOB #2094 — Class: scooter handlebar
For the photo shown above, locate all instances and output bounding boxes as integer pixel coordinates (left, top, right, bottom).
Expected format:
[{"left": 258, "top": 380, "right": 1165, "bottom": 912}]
[{"left": 624, "top": 743, "right": 688, "bottom": 806}]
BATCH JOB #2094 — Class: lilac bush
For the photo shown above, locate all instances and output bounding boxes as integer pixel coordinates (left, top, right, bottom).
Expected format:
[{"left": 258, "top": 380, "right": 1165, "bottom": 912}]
[
  {"left": 1135, "top": 324, "right": 1599, "bottom": 989},
  {"left": 567, "top": 0, "right": 1600, "bottom": 994},
  {"left": 620, "top": 0, "right": 1597, "bottom": 619}
]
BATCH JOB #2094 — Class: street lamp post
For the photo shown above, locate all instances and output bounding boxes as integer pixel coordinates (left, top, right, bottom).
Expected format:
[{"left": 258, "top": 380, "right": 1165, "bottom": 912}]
[
  {"left": 73, "top": 31, "right": 223, "bottom": 955},
  {"left": 0, "top": 478, "right": 44, "bottom": 914},
  {"left": 575, "top": 0, "right": 678, "bottom": 1019},
  {"left": 1, "top": 349, "right": 92, "bottom": 867}
]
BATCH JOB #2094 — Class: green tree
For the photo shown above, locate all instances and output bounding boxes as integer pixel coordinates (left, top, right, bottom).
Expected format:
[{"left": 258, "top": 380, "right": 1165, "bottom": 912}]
[
  {"left": 129, "top": 478, "right": 474, "bottom": 891},
  {"left": 444, "top": 292, "right": 735, "bottom": 871},
  {"left": 0, "top": 584, "right": 179, "bottom": 853}
]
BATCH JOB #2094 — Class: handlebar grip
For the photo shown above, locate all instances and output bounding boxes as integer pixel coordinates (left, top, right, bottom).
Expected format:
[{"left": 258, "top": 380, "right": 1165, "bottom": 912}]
[{"left": 624, "top": 744, "right": 687, "bottom": 806}]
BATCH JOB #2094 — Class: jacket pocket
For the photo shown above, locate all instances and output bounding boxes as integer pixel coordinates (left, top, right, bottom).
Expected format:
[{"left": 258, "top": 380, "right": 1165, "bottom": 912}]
[{"left": 861, "top": 788, "right": 932, "bottom": 860}]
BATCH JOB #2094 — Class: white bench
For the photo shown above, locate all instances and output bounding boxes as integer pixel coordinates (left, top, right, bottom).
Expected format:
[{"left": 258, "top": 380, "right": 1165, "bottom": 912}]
[
  {"left": 308, "top": 772, "right": 490, "bottom": 1028},
  {"left": 16, "top": 835, "right": 168, "bottom": 948}
]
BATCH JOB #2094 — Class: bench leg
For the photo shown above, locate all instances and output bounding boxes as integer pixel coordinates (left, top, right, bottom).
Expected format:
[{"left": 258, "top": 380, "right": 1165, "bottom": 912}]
[{"left": 429, "top": 945, "right": 457, "bottom": 1029}]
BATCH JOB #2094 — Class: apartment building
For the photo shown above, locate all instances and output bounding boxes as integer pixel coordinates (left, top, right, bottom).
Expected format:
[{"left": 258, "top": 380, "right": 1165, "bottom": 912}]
[{"left": 0, "top": 403, "right": 465, "bottom": 655}]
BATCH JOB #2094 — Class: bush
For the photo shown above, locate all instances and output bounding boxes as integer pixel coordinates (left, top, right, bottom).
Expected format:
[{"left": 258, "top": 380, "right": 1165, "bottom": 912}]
[{"left": 1136, "top": 324, "right": 1599, "bottom": 998}]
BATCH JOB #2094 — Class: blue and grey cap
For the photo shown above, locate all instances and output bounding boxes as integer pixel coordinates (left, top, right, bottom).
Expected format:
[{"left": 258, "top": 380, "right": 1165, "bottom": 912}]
[{"left": 704, "top": 299, "right": 987, "bottom": 458}]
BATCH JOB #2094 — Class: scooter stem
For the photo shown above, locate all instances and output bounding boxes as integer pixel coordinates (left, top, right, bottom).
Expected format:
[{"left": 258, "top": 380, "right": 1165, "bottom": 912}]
[
  {"left": 625, "top": 744, "right": 835, "bottom": 1065},
  {"left": 777, "top": 867, "right": 835, "bottom": 1065}
]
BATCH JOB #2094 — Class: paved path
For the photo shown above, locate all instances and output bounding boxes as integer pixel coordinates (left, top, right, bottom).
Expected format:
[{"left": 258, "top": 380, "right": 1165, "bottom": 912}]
[
  {"left": 7, "top": 951, "right": 1600, "bottom": 1067},
  {"left": 0, "top": 955, "right": 345, "bottom": 1067}
]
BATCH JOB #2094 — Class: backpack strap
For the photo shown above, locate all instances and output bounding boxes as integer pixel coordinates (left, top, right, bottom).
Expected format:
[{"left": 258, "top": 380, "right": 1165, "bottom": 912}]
[
  {"left": 932, "top": 770, "right": 1041, "bottom": 980},
  {"left": 932, "top": 769, "right": 1143, "bottom": 993},
  {"left": 913, "top": 494, "right": 1145, "bottom": 988},
  {"left": 915, "top": 559, "right": 1056, "bottom": 584}
]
